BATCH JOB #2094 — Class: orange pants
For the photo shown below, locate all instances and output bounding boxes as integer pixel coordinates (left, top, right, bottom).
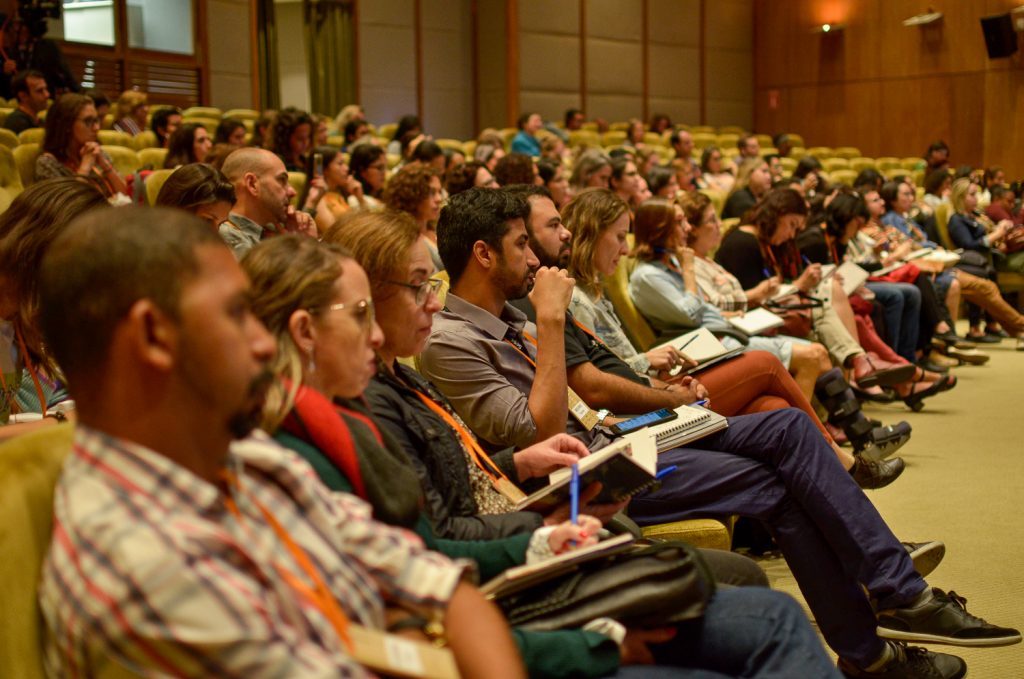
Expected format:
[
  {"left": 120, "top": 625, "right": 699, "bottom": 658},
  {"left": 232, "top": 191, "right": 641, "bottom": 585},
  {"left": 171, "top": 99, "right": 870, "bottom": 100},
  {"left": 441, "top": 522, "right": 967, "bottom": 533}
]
[
  {"left": 955, "top": 270, "right": 1024, "bottom": 334},
  {"left": 699, "top": 350, "right": 831, "bottom": 441}
]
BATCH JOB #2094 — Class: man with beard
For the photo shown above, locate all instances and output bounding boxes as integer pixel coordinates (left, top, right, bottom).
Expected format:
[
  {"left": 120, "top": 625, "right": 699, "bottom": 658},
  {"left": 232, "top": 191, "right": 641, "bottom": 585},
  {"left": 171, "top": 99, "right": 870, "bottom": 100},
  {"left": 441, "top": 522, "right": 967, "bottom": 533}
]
[
  {"left": 419, "top": 188, "right": 1019, "bottom": 679},
  {"left": 219, "top": 147, "right": 317, "bottom": 259},
  {"left": 36, "top": 207, "right": 525, "bottom": 678}
]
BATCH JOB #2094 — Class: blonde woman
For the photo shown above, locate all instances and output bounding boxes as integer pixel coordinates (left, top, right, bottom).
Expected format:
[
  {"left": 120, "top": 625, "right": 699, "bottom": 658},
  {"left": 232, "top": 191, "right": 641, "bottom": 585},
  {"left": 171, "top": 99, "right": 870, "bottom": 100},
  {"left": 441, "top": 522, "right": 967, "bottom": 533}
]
[
  {"left": 721, "top": 157, "right": 772, "bottom": 220},
  {"left": 112, "top": 89, "right": 148, "bottom": 136}
]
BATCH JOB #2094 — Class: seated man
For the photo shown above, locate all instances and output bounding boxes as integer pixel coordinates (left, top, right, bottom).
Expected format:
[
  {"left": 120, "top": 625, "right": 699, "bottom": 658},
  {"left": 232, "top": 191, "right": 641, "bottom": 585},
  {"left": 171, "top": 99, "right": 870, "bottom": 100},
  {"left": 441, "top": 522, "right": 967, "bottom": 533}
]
[
  {"left": 3, "top": 69, "right": 49, "bottom": 134},
  {"left": 419, "top": 188, "right": 1020, "bottom": 679},
  {"left": 36, "top": 207, "right": 524, "bottom": 678},
  {"left": 510, "top": 112, "right": 543, "bottom": 157},
  {"left": 219, "top": 147, "right": 317, "bottom": 259}
]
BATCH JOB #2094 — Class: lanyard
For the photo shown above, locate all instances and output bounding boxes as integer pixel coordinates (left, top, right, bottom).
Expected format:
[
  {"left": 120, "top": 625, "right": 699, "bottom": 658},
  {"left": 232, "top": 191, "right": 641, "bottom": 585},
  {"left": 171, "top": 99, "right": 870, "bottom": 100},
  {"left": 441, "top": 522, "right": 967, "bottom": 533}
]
[
  {"left": 503, "top": 331, "right": 539, "bottom": 367},
  {"left": 823, "top": 231, "right": 840, "bottom": 265},
  {"left": 221, "top": 470, "right": 353, "bottom": 650},
  {"left": 8, "top": 325, "right": 48, "bottom": 414},
  {"left": 572, "top": 318, "right": 605, "bottom": 346}
]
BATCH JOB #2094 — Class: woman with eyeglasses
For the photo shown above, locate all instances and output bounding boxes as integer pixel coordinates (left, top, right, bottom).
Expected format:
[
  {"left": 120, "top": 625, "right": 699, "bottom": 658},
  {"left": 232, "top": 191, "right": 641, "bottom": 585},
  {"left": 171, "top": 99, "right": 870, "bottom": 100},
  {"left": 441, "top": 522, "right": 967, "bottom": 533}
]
[
  {"left": 35, "top": 93, "right": 128, "bottom": 196},
  {"left": 699, "top": 146, "right": 734, "bottom": 194}
]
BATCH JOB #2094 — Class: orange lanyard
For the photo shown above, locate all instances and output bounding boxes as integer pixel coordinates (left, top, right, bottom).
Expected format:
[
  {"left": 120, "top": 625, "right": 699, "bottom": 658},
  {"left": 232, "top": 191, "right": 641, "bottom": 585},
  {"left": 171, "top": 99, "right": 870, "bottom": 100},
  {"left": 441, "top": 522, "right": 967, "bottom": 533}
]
[
  {"left": 221, "top": 471, "right": 353, "bottom": 650},
  {"left": 572, "top": 318, "right": 605, "bottom": 346},
  {"left": 411, "top": 390, "right": 512, "bottom": 485},
  {"left": 823, "top": 232, "right": 840, "bottom": 265},
  {"left": 503, "top": 331, "right": 539, "bottom": 368}
]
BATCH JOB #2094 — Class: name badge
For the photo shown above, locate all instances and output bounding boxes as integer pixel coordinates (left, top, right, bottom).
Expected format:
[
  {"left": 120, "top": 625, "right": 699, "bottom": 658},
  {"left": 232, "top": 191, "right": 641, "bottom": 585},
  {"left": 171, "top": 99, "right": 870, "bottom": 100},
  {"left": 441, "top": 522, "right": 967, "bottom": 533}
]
[{"left": 567, "top": 388, "right": 600, "bottom": 430}]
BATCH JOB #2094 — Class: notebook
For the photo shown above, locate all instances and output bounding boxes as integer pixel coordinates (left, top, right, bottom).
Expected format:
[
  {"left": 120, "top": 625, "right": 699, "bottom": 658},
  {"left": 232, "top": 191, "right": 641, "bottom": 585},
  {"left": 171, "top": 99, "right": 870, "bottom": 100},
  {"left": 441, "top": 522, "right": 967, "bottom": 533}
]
[
  {"left": 645, "top": 404, "right": 729, "bottom": 452},
  {"left": 653, "top": 327, "right": 746, "bottom": 376},
  {"left": 728, "top": 307, "right": 785, "bottom": 335},
  {"left": 514, "top": 430, "right": 659, "bottom": 513},
  {"left": 479, "top": 533, "right": 636, "bottom": 599}
]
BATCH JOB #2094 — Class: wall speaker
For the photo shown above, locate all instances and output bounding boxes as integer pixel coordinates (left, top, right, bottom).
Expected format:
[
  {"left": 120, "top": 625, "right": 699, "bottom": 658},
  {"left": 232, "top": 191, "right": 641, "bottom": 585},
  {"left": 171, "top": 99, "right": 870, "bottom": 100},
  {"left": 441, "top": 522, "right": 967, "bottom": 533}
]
[{"left": 980, "top": 14, "right": 1018, "bottom": 59}]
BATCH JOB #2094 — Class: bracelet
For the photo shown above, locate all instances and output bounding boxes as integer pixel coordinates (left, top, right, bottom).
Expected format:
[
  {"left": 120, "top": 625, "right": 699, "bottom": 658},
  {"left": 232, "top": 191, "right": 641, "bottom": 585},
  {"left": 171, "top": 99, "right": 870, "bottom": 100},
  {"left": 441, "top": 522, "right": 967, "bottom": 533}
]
[{"left": 45, "top": 410, "right": 67, "bottom": 423}]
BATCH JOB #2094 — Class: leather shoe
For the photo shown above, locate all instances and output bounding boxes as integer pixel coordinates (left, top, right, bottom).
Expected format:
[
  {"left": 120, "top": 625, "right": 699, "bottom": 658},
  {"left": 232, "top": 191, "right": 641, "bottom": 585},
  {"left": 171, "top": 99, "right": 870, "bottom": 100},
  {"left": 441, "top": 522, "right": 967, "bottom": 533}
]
[
  {"left": 878, "top": 588, "right": 1022, "bottom": 647},
  {"left": 838, "top": 641, "right": 966, "bottom": 679},
  {"left": 903, "top": 541, "right": 945, "bottom": 578},
  {"left": 851, "top": 456, "right": 904, "bottom": 490}
]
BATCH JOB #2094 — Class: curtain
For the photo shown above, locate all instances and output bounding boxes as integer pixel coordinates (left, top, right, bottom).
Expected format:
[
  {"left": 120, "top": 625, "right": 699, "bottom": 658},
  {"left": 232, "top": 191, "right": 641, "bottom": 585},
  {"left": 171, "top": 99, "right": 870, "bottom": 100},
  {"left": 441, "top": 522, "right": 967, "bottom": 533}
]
[
  {"left": 304, "top": 0, "right": 356, "bottom": 118},
  {"left": 256, "top": 0, "right": 281, "bottom": 110}
]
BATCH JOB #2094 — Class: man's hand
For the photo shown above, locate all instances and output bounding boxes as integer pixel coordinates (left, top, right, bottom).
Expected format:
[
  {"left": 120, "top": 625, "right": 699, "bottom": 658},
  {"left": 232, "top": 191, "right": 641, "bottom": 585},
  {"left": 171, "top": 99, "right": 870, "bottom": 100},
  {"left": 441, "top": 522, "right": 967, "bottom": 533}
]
[
  {"left": 666, "top": 375, "right": 709, "bottom": 404},
  {"left": 620, "top": 628, "right": 678, "bottom": 665},
  {"left": 514, "top": 433, "right": 589, "bottom": 480},
  {"left": 282, "top": 206, "right": 319, "bottom": 238},
  {"left": 794, "top": 262, "right": 822, "bottom": 292},
  {"left": 528, "top": 266, "right": 575, "bottom": 322}
]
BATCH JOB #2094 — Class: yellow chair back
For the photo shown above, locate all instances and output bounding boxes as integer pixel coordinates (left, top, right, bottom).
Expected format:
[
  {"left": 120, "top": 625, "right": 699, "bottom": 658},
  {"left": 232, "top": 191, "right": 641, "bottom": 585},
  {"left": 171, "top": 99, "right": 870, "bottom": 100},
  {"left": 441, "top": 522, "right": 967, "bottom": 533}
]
[
  {"left": 0, "top": 425, "right": 75, "bottom": 679},
  {"left": 145, "top": 168, "right": 175, "bottom": 206},
  {"left": 934, "top": 202, "right": 955, "bottom": 250},
  {"left": 101, "top": 145, "right": 141, "bottom": 176},
  {"left": 131, "top": 130, "right": 159, "bottom": 150},
  {"left": 288, "top": 171, "right": 307, "bottom": 206},
  {"left": 12, "top": 142, "right": 41, "bottom": 187},
  {"left": 603, "top": 255, "right": 657, "bottom": 352},
  {"left": 18, "top": 128, "right": 44, "bottom": 145},
  {"left": 138, "top": 147, "right": 168, "bottom": 169},
  {"left": 0, "top": 128, "right": 18, "bottom": 149}
]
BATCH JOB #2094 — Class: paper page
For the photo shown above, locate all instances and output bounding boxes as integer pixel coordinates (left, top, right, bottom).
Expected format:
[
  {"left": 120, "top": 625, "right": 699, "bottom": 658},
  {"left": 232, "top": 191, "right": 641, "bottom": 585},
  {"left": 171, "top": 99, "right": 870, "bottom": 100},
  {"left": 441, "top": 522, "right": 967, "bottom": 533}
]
[
  {"left": 651, "top": 327, "right": 727, "bottom": 362},
  {"left": 728, "top": 307, "right": 784, "bottom": 335}
]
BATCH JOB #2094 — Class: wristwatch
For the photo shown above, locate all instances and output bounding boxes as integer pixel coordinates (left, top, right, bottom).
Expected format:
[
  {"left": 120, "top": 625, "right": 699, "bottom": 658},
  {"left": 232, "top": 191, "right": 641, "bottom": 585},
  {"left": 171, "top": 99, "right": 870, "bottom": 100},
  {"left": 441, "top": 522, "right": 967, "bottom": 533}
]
[{"left": 595, "top": 409, "right": 611, "bottom": 425}]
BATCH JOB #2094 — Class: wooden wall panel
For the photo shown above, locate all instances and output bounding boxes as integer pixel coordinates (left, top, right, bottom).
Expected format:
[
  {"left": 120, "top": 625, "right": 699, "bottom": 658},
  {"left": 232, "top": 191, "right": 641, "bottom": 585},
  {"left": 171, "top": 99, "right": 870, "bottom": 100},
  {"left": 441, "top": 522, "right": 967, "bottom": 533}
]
[{"left": 754, "top": 0, "right": 1024, "bottom": 174}]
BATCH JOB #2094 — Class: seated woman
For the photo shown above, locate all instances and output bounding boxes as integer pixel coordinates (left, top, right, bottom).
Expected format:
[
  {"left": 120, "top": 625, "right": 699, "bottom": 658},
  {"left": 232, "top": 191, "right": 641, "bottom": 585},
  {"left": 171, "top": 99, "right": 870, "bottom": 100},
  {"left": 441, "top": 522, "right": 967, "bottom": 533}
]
[
  {"left": 699, "top": 146, "right": 734, "bottom": 194},
  {"left": 609, "top": 157, "right": 646, "bottom": 211},
  {"left": 446, "top": 160, "right": 498, "bottom": 197},
  {"left": 214, "top": 117, "right": 248, "bottom": 146},
  {"left": 162, "top": 123, "right": 213, "bottom": 168},
  {"left": 798, "top": 191, "right": 955, "bottom": 408},
  {"left": 712, "top": 188, "right": 916, "bottom": 397},
  {"left": 384, "top": 163, "right": 444, "bottom": 271},
  {"left": 536, "top": 158, "right": 571, "bottom": 208},
  {"left": 111, "top": 89, "right": 148, "bottom": 136},
  {"left": 266, "top": 106, "right": 312, "bottom": 172},
  {"left": 721, "top": 158, "right": 771, "bottom": 220},
  {"left": 347, "top": 143, "right": 387, "bottom": 209},
  {"left": 154, "top": 162, "right": 236, "bottom": 228},
  {"left": 297, "top": 145, "right": 365, "bottom": 233},
  {"left": 0, "top": 177, "right": 108, "bottom": 440},
  {"left": 35, "top": 94, "right": 128, "bottom": 197},
  {"left": 569, "top": 150, "right": 612, "bottom": 193},
  {"left": 646, "top": 165, "right": 680, "bottom": 200},
  {"left": 947, "top": 177, "right": 1024, "bottom": 344},
  {"left": 242, "top": 231, "right": 839, "bottom": 679}
]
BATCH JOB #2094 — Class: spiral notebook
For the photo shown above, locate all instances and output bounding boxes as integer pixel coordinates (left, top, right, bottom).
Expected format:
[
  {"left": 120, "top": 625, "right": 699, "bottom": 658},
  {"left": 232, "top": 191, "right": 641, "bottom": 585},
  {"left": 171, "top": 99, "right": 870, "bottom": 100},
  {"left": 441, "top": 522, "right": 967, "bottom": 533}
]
[{"left": 645, "top": 404, "right": 729, "bottom": 452}]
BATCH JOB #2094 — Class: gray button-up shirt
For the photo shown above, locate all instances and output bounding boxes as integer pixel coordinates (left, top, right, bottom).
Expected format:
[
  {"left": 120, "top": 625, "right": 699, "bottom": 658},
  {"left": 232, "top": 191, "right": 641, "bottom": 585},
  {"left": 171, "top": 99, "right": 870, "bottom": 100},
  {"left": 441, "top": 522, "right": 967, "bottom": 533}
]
[
  {"left": 219, "top": 213, "right": 266, "bottom": 260},
  {"left": 419, "top": 293, "right": 603, "bottom": 452}
]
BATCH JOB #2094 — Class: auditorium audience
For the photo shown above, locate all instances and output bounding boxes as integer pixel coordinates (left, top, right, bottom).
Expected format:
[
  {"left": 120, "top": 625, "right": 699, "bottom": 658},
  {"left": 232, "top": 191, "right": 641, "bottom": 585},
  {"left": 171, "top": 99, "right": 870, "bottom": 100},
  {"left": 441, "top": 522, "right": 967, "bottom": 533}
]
[
  {"left": 155, "top": 162, "right": 236, "bottom": 229},
  {"left": 700, "top": 146, "right": 735, "bottom": 193},
  {"left": 150, "top": 105, "right": 182, "bottom": 148},
  {"left": 214, "top": 117, "right": 247, "bottom": 146},
  {"left": 162, "top": 122, "right": 212, "bottom": 168},
  {"left": 298, "top": 145, "right": 363, "bottom": 231}
]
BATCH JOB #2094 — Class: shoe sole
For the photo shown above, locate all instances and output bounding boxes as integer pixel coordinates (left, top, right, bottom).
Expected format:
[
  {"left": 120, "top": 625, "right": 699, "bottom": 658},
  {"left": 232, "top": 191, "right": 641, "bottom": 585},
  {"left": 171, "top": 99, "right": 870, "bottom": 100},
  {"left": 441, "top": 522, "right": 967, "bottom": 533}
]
[
  {"left": 857, "top": 364, "right": 917, "bottom": 388},
  {"left": 907, "top": 541, "right": 945, "bottom": 578},
  {"left": 876, "top": 626, "right": 1022, "bottom": 647},
  {"left": 946, "top": 349, "right": 990, "bottom": 365}
]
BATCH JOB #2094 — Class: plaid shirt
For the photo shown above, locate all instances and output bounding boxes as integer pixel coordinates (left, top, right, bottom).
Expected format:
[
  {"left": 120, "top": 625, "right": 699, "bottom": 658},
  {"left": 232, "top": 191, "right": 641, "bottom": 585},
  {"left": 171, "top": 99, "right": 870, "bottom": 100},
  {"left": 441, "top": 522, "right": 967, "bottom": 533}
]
[{"left": 40, "top": 426, "right": 471, "bottom": 678}]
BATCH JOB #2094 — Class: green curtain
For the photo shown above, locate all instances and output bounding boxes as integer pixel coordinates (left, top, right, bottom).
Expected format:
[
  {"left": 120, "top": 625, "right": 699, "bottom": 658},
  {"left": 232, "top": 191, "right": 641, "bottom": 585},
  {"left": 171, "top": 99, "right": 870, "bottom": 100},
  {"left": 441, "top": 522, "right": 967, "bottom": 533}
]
[
  {"left": 304, "top": 0, "right": 356, "bottom": 118},
  {"left": 256, "top": 0, "right": 281, "bottom": 110}
]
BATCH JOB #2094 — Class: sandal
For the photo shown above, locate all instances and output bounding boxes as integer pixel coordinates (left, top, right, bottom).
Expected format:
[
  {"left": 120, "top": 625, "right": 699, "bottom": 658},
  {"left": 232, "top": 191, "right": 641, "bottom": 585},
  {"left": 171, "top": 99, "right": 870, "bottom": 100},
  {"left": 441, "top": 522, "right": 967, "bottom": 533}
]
[{"left": 897, "top": 375, "right": 957, "bottom": 412}]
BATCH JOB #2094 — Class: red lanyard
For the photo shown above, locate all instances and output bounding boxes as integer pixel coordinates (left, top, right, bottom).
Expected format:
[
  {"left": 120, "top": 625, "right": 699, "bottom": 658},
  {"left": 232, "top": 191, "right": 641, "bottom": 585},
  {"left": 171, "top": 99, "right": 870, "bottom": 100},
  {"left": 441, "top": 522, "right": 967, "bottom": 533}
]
[
  {"left": 221, "top": 470, "right": 353, "bottom": 650},
  {"left": 571, "top": 318, "right": 605, "bottom": 346},
  {"left": 4, "top": 325, "right": 48, "bottom": 414},
  {"left": 823, "top": 231, "right": 840, "bottom": 265}
]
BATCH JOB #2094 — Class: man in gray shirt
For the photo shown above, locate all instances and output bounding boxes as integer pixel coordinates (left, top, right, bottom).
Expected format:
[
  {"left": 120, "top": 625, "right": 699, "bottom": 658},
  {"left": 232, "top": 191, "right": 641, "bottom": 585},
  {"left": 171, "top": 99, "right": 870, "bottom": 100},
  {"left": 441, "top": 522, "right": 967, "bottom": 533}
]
[{"left": 218, "top": 147, "right": 317, "bottom": 259}]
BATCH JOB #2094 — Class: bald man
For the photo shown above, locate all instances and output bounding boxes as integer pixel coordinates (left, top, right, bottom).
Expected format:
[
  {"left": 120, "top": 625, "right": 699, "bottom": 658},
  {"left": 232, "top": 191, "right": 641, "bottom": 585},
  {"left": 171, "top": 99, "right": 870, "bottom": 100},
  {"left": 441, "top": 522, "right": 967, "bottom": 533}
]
[{"left": 219, "top": 147, "right": 316, "bottom": 258}]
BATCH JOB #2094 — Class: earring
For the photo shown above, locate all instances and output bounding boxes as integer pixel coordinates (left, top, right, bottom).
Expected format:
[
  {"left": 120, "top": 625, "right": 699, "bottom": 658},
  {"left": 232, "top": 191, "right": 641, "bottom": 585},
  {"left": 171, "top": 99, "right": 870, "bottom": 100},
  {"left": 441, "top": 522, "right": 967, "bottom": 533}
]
[{"left": 306, "top": 347, "right": 316, "bottom": 375}]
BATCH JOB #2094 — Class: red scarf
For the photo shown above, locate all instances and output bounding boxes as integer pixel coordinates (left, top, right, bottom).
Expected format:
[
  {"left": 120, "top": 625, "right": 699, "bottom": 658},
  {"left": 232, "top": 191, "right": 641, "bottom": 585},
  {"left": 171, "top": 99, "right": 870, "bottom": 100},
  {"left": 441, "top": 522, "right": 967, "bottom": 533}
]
[{"left": 280, "top": 384, "right": 376, "bottom": 500}]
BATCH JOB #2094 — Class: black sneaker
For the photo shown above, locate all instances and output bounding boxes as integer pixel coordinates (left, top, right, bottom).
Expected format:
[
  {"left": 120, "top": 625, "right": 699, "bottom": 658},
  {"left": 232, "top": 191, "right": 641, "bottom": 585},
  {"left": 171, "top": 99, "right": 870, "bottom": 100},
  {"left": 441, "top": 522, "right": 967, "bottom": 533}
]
[
  {"left": 878, "top": 587, "right": 1023, "bottom": 647},
  {"left": 838, "top": 641, "right": 966, "bottom": 678},
  {"left": 902, "top": 541, "right": 945, "bottom": 578},
  {"left": 858, "top": 422, "right": 912, "bottom": 461}
]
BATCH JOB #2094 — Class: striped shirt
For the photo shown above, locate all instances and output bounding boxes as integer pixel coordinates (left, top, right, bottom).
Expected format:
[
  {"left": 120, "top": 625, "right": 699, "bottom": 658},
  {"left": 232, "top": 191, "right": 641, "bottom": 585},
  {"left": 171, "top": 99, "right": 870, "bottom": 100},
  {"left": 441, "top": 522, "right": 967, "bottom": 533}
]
[{"left": 40, "top": 426, "right": 471, "bottom": 678}]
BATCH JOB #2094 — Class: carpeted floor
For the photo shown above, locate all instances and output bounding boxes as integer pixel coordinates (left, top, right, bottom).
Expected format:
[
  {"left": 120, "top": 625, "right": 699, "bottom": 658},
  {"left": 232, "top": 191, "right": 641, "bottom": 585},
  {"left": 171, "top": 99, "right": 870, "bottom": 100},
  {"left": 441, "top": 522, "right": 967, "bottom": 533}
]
[{"left": 760, "top": 333, "right": 1024, "bottom": 676}]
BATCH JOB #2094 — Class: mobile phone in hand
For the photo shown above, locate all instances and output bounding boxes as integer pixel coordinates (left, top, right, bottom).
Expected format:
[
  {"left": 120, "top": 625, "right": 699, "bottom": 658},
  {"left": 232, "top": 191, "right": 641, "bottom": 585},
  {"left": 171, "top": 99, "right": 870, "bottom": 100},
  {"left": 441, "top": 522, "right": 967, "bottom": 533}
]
[
  {"left": 313, "top": 153, "right": 323, "bottom": 177},
  {"left": 608, "top": 408, "right": 677, "bottom": 436}
]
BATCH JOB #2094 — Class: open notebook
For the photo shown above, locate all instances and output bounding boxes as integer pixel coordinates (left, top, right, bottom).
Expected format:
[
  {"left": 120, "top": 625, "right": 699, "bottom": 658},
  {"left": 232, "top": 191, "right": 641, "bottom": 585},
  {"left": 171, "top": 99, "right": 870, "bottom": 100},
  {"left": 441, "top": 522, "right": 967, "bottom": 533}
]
[
  {"left": 728, "top": 307, "right": 784, "bottom": 335},
  {"left": 819, "top": 262, "right": 870, "bottom": 296},
  {"left": 643, "top": 403, "right": 729, "bottom": 452},
  {"left": 653, "top": 327, "right": 745, "bottom": 376}
]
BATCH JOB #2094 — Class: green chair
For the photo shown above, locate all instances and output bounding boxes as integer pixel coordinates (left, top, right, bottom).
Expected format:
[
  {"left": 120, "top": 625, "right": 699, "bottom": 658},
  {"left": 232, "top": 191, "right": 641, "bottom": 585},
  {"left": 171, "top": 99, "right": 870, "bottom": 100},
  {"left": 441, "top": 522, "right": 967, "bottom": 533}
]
[
  {"left": 0, "top": 144, "right": 24, "bottom": 211},
  {"left": 137, "top": 147, "right": 168, "bottom": 170},
  {"left": 145, "top": 168, "right": 175, "bottom": 206},
  {"left": 0, "top": 425, "right": 75, "bottom": 679},
  {"left": 100, "top": 145, "right": 141, "bottom": 176}
]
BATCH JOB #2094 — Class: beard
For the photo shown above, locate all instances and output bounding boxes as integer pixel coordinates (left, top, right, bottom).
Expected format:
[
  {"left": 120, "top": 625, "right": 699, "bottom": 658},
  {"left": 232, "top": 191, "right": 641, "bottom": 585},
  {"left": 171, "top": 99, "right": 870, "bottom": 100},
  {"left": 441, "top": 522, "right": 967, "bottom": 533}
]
[
  {"left": 494, "top": 259, "right": 535, "bottom": 300},
  {"left": 530, "top": 239, "right": 571, "bottom": 269},
  {"left": 227, "top": 368, "right": 275, "bottom": 439}
]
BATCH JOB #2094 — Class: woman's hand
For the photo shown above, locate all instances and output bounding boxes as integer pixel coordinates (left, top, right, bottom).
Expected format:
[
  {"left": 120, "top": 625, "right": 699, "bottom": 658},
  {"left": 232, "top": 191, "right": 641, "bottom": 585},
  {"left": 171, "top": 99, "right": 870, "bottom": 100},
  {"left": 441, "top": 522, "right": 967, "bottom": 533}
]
[
  {"left": 303, "top": 176, "right": 327, "bottom": 211},
  {"left": 794, "top": 262, "right": 822, "bottom": 292},
  {"left": 345, "top": 176, "right": 365, "bottom": 202},
  {"left": 992, "top": 219, "right": 1014, "bottom": 244},
  {"left": 749, "top": 275, "right": 781, "bottom": 303},
  {"left": 547, "top": 516, "right": 601, "bottom": 554},
  {"left": 78, "top": 142, "right": 102, "bottom": 174},
  {"left": 645, "top": 345, "right": 696, "bottom": 373}
]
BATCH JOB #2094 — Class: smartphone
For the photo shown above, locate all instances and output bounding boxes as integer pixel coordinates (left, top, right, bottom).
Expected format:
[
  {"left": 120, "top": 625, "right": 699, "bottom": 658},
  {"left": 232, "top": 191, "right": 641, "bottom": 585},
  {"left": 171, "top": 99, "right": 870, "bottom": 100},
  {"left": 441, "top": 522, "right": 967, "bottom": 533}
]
[
  {"left": 608, "top": 408, "right": 678, "bottom": 436},
  {"left": 313, "top": 152, "right": 324, "bottom": 177}
]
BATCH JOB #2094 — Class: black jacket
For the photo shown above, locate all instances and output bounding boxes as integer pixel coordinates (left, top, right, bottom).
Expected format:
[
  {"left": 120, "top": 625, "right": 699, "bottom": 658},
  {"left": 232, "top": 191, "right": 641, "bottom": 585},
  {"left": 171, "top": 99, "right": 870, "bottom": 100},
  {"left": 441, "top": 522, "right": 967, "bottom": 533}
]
[{"left": 364, "top": 362, "right": 543, "bottom": 541}]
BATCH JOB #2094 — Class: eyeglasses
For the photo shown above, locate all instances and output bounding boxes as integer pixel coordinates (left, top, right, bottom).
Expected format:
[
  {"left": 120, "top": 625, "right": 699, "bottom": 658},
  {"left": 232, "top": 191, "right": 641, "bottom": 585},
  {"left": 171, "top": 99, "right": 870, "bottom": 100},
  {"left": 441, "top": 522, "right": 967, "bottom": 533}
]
[
  {"left": 77, "top": 116, "right": 100, "bottom": 127},
  {"left": 386, "top": 278, "right": 443, "bottom": 306},
  {"left": 323, "top": 298, "right": 375, "bottom": 333}
]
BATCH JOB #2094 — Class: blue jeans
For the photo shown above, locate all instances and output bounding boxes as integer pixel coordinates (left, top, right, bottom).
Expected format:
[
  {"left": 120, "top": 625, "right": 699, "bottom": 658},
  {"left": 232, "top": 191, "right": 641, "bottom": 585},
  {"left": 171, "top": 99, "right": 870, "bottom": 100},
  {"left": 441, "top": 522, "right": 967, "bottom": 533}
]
[
  {"left": 867, "top": 281, "right": 921, "bottom": 361},
  {"left": 627, "top": 409, "right": 926, "bottom": 668}
]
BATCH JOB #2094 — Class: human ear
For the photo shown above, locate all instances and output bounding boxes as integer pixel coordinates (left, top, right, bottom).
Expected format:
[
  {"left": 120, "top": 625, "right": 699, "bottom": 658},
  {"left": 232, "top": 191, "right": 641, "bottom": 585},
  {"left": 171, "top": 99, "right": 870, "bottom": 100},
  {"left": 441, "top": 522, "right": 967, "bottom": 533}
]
[
  {"left": 471, "top": 240, "right": 494, "bottom": 270},
  {"left": 287, "top": 309, "right": 316, "bottom": 357},
  {"left": 127, "top": 300, "right": 176, "bottom": 372}
]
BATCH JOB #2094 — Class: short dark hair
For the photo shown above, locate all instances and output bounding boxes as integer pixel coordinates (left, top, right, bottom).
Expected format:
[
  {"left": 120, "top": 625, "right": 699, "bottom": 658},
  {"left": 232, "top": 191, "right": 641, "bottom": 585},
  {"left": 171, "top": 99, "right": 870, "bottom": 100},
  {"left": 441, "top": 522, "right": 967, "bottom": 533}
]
[
  {"left": 516, "top": 112, "right": 533, "bottom": 130},
  {"left": 156, "top": 163, "right": 236, "bottom": 211},
  {"left": 393, "top": 114, "right": 421, "bottom": 141},
  {"left": 214, "top": 117, "right": 246, "bottom": 144},
  {"left": 38, "top": 207, "right": 224, "bottom": 388},
  {"left": 436, "top": 188, "right": 529, "bottom": 283},
  {"left": 151, "top": 106, "right": 182, "bottom": 144},
  {"left": 349, "top": 144, "right": 386, "bottom": 195},
  {"left": 343, "top": 118, "right": 365, "bottom": 142},
  {"left": 564, "top": 108, "right": 582, "bottom": 127},
  {"left": 926, "top": 140, "right": 949, "bottom": 156},
  {"left": 924, "top": 169, "right": 951, "bottom": 196},
  {"left": 445, "top": 160, "right": 486, "bottom": 197},
  {"left": 646, "top": 165, "right": 675, "bottom": 195},
  {"left": 412, "top": 139, "right": 443, "bottom": 164},
  {"left": 11, "top": 69, "right": 45, "bottom": 99},
  {"left": 825, "top": 192, "right": 869, "bottom": 239},
  {"left": 82, "top": 88, "right": 110, "bottom": 109},
  {"left": 536, "top": 158, "right": 561, "bottom": 185},
  {"left": 502, "top": 184, "right": 552, "bottom": 228},
  {"left": 854, "top": 168, "right": 884, "bottom": 192},
  {"left": 763, "top": 153, "right": 781, "bottom": 164},
  {"left": 493, "top": 153, "right": 535, "bottom": 186},
  {"left": 880, "top": 180, "right": 906, "bottom": 212},
  {"left": 793, "top": 156, "right": 822, "bottom": 179}
]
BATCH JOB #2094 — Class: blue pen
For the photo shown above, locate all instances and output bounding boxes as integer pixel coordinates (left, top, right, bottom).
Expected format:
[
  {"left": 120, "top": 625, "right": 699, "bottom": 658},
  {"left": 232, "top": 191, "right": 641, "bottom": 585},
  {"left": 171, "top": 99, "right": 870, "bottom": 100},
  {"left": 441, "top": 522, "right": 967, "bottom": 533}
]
[
  {"left": 569, "top": 464, "right": 580, "bottom": 526},
  {"left": 693, "top": 399, "right": 709, "bottom": 407},
  {"left": 655, "top": 465, "right": 679, "bottom": 480},
  {"left": 762, "top": 267, "right": 772, "bottom": 280},
  {"left": 802, "top": 255, "right": 812, "bottom": 267}
]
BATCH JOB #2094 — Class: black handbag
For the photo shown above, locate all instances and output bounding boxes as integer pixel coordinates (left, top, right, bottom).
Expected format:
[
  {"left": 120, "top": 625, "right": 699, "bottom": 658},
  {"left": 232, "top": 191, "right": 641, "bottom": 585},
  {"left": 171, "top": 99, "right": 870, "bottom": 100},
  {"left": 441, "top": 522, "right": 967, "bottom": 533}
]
[{"left": 496, "top": 540, "right": 715, "bottom": 631}]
